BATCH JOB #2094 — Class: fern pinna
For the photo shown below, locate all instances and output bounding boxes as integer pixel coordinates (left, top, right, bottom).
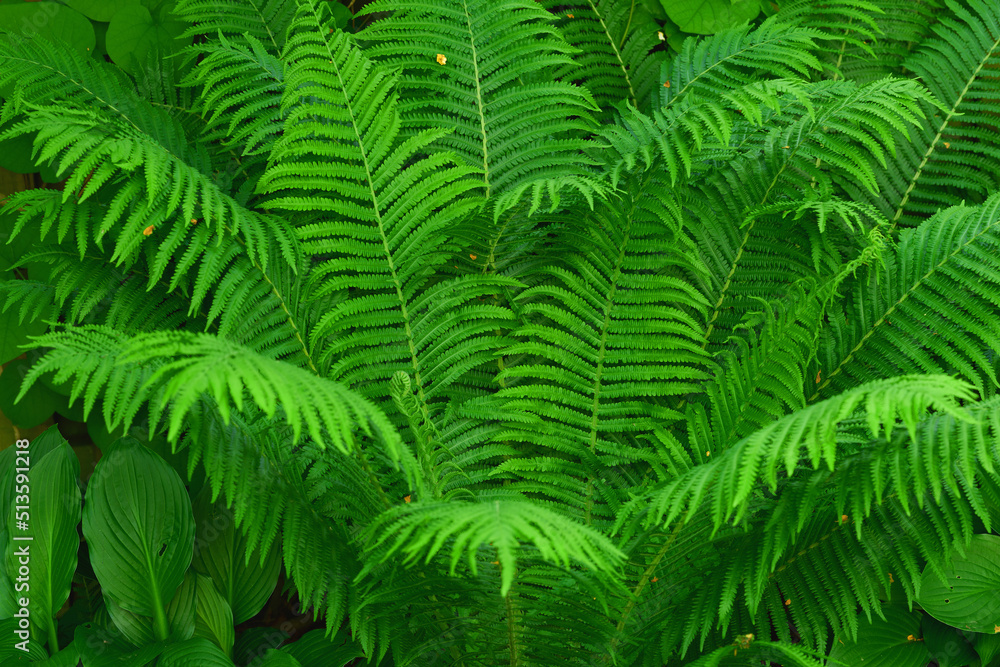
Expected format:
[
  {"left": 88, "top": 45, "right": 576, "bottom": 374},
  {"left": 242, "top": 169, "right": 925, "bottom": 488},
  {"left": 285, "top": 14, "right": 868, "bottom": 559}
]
[{"left": 1, "top": 0, "right": 1000, "bottom": 664}]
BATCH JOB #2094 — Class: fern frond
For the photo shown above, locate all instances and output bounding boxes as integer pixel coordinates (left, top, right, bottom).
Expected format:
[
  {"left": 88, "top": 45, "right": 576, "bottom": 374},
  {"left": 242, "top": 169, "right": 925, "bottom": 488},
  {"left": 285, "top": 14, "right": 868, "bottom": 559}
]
[
  {"left": 173, "top": 0, "right": 297, "bottom": 53},
  {"left": 813, "top": 194, "right": 1000, "bottom": 400},
  {"left": 121, "top": 330, "right": 404, "bottom": 458},
  {"left": 180, "top": 403, "right": 376, "bottom": 632},
  {"left": 541, "top": 0, "right": 667, "bottom": 118},
  {"left": 259, "top": 1, "right": 519, "bottom": 450},
  {"left": 864, "top": 0, "right": 1000, "bottom": 228},
  {"left": 661, "top": 19, "right": 824, "bottom": 109},
  {"left": 698, "top": 293, "right": 819, "bottom": 455},
  {"left": 362, "top": 491, "right": 624, "bottom": 596},
  {"left": 690, "top": 77, "right": 930, "bottom": 347},
  {"left": 181, "top": 32, "right": 286, "bottom": 158},
  {"left": 463, "top": 169, "right": 713, "bottom": 528},
  {"left": 640, "top": 374, "right": 974, "bottom": 531},
  {"left": 358, "top": 0, "right": 600, "bottom": 198}
]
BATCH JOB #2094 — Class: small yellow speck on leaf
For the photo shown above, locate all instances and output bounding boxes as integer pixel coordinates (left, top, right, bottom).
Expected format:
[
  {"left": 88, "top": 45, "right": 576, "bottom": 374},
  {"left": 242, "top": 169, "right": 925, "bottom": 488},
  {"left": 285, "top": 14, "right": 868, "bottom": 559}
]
[
  {"left": 889, "top": 572, "right": 894, "bottom": 582},
  {"left": 994, "top": 625, "right": 1000, "bottom": 633},
  {"left": 783, "top": 145, "right": 790, "bottom": 149},
  {"left": 143, "top": 225, "right": 154, "bottom": 236},
  {"left": 567, "top": 13, "right": 574, "bottom": 18},
  {"left": 657, "top": 31, "right": 665, "bottom": 41},
  {"left": 785, "top": 599, "right": 791, "bottom": 606},
  {"left": 944, "top": 142, "right": 951, "bottom": 148},
  {"left": 664, "top": 80, "right": 671, "bottom": 88},
  {"left": 651, "top": 577, "right": 658, "bottom": 582},
  {"left": 841, "top": 514, "right": 848, "bottom": 523},
  {"left": 492, "top": 561, "right": 499, "bottom": 565},
  {"left": 816, "top": 369, "right": 822, "bottom": 383},
  {"left": 436, "top": 53, "right": 447, "bottom": 65},
  {"left": 190, "top": 218, "right": 198, "bottom": 225},
  {"left": 469, "top": 253, "right": 477, "bottom": 260},
  {"left": 403, "top": 495, "right": 411, "bottom": 503}
]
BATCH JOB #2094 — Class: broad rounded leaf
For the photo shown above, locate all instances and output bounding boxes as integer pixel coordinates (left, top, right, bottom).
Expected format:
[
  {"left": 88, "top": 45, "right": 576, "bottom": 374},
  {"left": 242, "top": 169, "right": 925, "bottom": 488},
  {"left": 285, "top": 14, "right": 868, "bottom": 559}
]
[
  {"left": 0, "top": 311, "right": 47, "bottom": 366},
  {"left": 105, "top": 3, "right": 190, "bottom": 74},
  {"left": 918, "top": 534, "right": 1000, "bottom": 634},
  {"left": 659, "top": 0, "right": 760, "bottom": 34},
  {"left": 0, "top": 618, "right": 48, "bottom": 661},
  {"left": 73, "top": 622, "right": 167, "bottom": 667},
  {"left": 0, "top": 358, "right": 63, "bottom": 428},
  {"left": 280, "top": 628, "right": 364, "bottom": 666},
  {"left": 259, "top": 650, "right": 303, "bottom": 666},
  {"left": 0, "top": 3, "right": 95, "bottom": 56},
  {"left": 157, "top": 636, "right": 233, "bottom": 667},
  {"left": 102, "top": 594, "right": 155, "bottom": 647},
  {"left": 828, "top": 605, "right": 930, "bottom": 667},
  {"left": 64, "top": 0, "right": 140, "bottom": 22},
  {"left": 82, "top": 438, "right": 195, "bottom": 621},
  {"left": 193, "top": 573, "right": 235, "bottom": 657},
  {"left": 921, "top": 615, "right": 979, "bottom": 667},
  {"left": 191, "top": 488, "right": 280, "bottom": 624}
]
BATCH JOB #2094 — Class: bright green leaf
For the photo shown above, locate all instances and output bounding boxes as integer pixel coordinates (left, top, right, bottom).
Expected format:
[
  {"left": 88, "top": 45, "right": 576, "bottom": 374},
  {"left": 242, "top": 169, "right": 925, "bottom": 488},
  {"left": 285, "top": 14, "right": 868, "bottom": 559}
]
[
  {"left": 193, "top": 572, "right": 234, "bottom": 657},
  {"left": 64, "top": 0, "right": 141, "bottom": 22},
  {"left": 828, "top": 605, "right": 930, "bottom": 667},
  {"left": 157, "top": 636, "right": 233, "bottom": 666},
  {"left": 191, "top": 488, "right": 280, "bottom": 625},
  {"left": 659, "top": 0, "right": 760, "bottom": 34},
  {"left": 105, "top": 2, "right": 190, "bottom": 75},
  {"left": 81, "top": 438, "right": 194, "bottom": 640},
  {"left": 918, "top": 534, "right": 1000, "bottom": 634}
]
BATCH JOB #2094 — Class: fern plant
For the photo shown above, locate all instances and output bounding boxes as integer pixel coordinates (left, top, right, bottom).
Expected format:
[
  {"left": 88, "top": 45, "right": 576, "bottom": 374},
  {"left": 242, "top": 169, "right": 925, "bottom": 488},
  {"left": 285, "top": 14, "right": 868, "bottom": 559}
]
[{"left": 1, "top": 0, "right": 1000, "bottom": 665}]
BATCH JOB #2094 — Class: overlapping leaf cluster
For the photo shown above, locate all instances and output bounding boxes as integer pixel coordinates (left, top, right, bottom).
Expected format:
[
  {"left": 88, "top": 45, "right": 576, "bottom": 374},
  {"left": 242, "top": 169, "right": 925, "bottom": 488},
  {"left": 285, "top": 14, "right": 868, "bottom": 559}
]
[{"left": 1, "top": 0, "right": 999, "bottom": 665}]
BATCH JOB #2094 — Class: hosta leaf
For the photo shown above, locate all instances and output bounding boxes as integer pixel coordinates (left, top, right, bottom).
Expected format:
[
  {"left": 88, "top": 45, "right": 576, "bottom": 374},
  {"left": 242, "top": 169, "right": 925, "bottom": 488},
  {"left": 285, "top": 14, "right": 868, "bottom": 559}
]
[
  {"left": 73, "top": 622, "right": 167, "bottom": 667},
  {"left": 828, "top": 605, "right": 931, "bottom": 667},
  {"left": 156, "top": 636, "right": 233, "bottom": 666},
  {"left": 190, "top": 487, "right": 280, "bottom": 625},
  {"left": 659, "top": 0, "right": 760, "bottom": 34},
  {"left": 918, "top": 534, "right": 1000, "bottom": 634},
  {"left": 81, "top": 438, "right": 194, "bottom": 639},
  {"left": 193, "top": 573, "right": 235, "bottom": 657},
  {"left": 279, "top": 628, "right": 365, "bottom": 667}
]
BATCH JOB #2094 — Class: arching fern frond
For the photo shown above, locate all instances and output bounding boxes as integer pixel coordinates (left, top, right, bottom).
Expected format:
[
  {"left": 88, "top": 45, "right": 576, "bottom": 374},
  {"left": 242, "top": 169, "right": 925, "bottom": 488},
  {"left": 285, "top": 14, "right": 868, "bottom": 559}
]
[
  {"left": 259, "top": 1, "right": 519, "bottom": 447},
  {"left": 696, "top": 292, "right": 821, "bottom": 456},
  {"left": 660, "top": 19, "right": 824, "bottom": 109},
  {"left": 813, "top": 194, "right": 1000, "bottom": 401},
  {"left": 541, "top": 0, "right": 667, "bottom": 118},
  {"left": 121, "top": 330, "right": 405, "bottom": 458},
  {"left": 179, "top": 402, "right": 377, "bottom": 634},
  {"left": 640, "top": 374, "right": 975, "bottom": 531},
  {"left": 357, "top": 0, "right": 600, "bottom": 198},
  {"left": 463, "top": 168, "right": 713, "bottom": 529},
  {"left": 173, "top": 0, "right": 297, "bottom": 53},
  {"left": 862, "top": 0, "right": 1000, "bottom": 228},
  {"left": 180, "top": 32, "right": 286, "bottom": 158},
  {"left": 362, "top": 491, "right": 624, "bottom": 596},
  {"left": 689, "top": 77, "right": 930, "bottom": 348}
]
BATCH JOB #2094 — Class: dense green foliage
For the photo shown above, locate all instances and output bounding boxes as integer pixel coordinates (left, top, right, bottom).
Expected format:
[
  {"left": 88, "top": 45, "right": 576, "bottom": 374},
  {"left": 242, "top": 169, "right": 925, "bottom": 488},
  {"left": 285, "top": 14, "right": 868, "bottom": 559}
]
[{"left": 1, "top": 0, "right": 1000, "bottom": 665}]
